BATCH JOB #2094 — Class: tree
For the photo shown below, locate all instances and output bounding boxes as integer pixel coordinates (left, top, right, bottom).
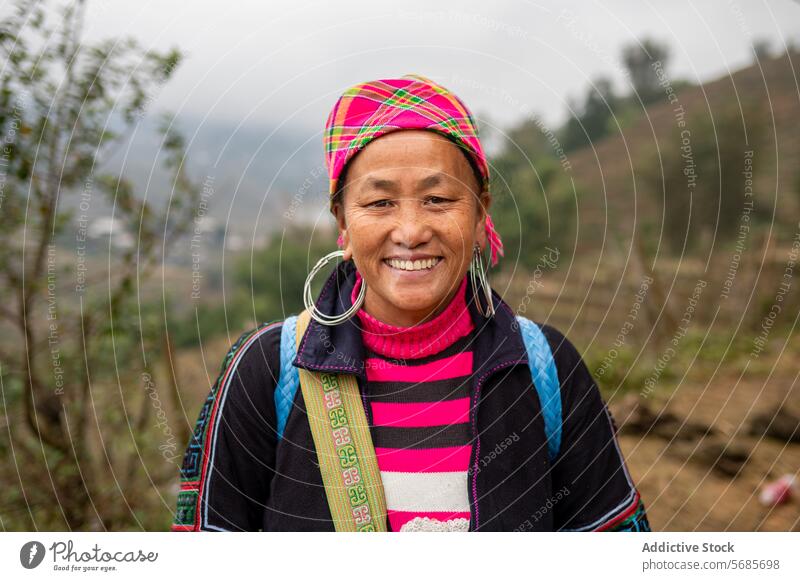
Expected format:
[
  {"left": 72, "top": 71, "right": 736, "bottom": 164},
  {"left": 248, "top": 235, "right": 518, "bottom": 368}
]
[
  {"left": 489, "top": 119, "right": 578, "bottom": 272},
  {"left": 641, "top": 100, "right": 767, "bottom": 254},
  {"left": 560, "top": 76, "right": 619, "bottom": 152},
  {"left": 752, "top": 38, "right": 773, "bottom": 62},
  {"left": 0, "top": 0, "right": 199, "bottom": 529},
  {"left": 622, "top": 38, "right": 670, "bottom": 105},
  {"left": 236, "top": 225, "right": 333, "bottom": 325}
]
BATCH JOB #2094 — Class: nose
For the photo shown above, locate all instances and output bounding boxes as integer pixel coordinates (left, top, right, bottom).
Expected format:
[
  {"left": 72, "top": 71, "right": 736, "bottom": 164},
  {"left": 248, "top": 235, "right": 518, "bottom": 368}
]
[{"left": 389, "top": 199, "right": 433, "bottom": 248}]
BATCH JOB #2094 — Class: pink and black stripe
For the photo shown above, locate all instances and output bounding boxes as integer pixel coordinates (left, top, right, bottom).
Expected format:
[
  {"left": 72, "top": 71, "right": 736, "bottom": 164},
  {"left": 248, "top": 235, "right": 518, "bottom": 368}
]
[{"left": 364, "top": 333, "right": 475, "bottom": 532}]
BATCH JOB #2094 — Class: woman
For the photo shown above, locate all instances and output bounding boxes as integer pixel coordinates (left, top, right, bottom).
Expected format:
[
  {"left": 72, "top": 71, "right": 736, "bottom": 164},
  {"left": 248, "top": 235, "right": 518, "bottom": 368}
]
[{"left": 171, "top": 74, "right": 651, "bottom": 532}]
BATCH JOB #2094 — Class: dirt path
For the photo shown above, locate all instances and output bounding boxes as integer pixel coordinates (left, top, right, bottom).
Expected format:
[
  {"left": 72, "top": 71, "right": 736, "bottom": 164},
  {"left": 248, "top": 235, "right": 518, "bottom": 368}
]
[{"left": 619, "top": 363, "right": 800, "bottom": 531}]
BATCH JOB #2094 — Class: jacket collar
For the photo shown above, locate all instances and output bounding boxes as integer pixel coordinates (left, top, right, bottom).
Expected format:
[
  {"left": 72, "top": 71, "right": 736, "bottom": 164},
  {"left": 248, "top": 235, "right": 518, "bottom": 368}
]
[{"left": 293, "top": 259, "right": 529, "bottom": 380}]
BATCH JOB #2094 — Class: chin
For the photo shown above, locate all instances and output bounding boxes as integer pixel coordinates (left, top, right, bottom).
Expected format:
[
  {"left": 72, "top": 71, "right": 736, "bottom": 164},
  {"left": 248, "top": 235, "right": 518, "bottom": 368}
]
[
  {"left": 389, "top": 289, "right": 446, "bottom": 315},
  {"left": 389, "top": 292, "right": 435, "bottom": 310}
]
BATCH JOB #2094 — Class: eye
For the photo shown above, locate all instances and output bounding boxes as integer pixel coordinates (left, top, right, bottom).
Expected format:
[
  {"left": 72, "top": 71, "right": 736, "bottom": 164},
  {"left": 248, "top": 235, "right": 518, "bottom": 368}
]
[
  {"left": 367, "top": 199, "right": 392, "bottom": 208},
  {"left": 426, "top": 195, "right": 451, "bottom": 205}
]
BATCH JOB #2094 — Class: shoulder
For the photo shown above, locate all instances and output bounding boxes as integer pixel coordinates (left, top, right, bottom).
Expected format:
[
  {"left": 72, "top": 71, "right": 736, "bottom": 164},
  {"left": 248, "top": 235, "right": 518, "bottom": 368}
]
[
  {"left": 174, "top": 320, "right": 287, "bottom": 531},
  {"left": 535, "top": 322, "right": 580, "bottom": 359},
  {"left": 518, "top": 318, "right": 601, "bottom": 408},
  {"left": 199, "top": 320, "right": 288, "bottom": 447},
  {"left": 211, "top": 319, "right": 286, "bottom": 400},
  {"left": 516, "top": 318, "right": 586, "bottom": 380}
]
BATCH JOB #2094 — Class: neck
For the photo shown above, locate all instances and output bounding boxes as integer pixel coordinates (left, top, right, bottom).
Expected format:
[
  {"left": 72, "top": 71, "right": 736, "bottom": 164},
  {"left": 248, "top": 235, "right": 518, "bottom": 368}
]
[
  {"left": 364, "top": 285, "right": 458, "bottom": 328},
  {"left": 351, "top": 273, "right": 473, "bottom": 359}
]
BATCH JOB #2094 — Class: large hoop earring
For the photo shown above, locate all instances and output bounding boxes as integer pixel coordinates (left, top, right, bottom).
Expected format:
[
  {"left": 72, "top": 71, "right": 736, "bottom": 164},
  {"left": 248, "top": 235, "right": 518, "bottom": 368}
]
[
  {"left": 303, "top": 250, "right": 366, "bottom": 326},
  {"left": 469, "top": 243, "right": 495, "bottom": 318}
]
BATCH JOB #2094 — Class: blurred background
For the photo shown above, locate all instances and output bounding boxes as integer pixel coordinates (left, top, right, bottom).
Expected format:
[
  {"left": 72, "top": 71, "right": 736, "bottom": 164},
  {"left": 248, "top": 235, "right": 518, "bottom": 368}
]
[{"left": 1, "top": 0, "right": 799, "bottom": 531}]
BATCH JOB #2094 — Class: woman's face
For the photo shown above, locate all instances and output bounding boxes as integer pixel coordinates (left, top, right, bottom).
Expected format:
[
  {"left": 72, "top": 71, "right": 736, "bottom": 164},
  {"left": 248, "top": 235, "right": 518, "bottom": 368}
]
[{"left": 332, "top": 129, "right": 490, "bottom": 327}]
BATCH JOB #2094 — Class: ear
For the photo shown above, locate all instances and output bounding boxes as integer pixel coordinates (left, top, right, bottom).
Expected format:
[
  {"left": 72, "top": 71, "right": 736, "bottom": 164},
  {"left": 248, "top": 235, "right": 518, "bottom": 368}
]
[{"left": 331, "top": 202, "right": 353, "bottom": 261}]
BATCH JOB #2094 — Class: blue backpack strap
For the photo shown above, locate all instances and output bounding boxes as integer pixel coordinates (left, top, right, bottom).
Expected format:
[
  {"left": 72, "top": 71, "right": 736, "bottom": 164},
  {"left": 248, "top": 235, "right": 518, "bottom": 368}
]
[
  {"left": 515, "top": 316, "right": 562, "bottom": 462},
  {"left": 275, "top": 315, "right": 300, "bottom": 441}
]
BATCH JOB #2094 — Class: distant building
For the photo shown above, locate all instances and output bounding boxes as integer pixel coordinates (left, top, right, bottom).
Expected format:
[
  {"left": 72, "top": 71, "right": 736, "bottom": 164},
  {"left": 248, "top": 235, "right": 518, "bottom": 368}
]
[{"left": 87, "top": 217, "right": 134, "bottom": 249}]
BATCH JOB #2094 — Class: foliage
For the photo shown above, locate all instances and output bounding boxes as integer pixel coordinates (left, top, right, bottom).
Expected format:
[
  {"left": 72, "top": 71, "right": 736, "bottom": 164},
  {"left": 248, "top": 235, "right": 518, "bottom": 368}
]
[
  {"left": 640, "top": 100, "right": 768, "bottom": 254},
  {"left": 488, "top": 120, "right": 579, "bottom": 273},
  {"left": 559, "top": 77, "right": 619, "bottom": 152},
  {"left": 235, "top": 225, "right": 334, "bottom": 326},
  {"left": 558, "top": 38, "right": 685, "bottom": 153},
  {"left": 486, "top": 37, "right": 692, "bottom": 272},
  {"left": 585, "top": 345, "right": 657, "bottom": 398},
  {"left": 0, "top": 0, "right": 197, "bottom": 530},
  {"left": 621, "top": 38, "right": 671, "bottom": 105}
]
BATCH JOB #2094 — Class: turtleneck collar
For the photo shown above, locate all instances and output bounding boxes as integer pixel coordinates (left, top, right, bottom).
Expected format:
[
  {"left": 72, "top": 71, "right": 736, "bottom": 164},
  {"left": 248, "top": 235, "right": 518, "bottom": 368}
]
[{"left": 350, "top": 271, "right": 474, "bottom": 359}]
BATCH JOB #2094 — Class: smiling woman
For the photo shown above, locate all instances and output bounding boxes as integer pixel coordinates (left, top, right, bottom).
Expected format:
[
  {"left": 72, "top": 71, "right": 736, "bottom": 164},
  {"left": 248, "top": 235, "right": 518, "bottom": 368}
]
[{"left": 171, "top": 74, "right": 651, "bottom": 533}]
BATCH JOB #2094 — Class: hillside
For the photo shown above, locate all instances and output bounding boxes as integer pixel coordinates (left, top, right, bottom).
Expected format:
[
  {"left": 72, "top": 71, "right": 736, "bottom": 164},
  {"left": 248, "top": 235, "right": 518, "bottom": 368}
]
[{"left": 568, "top": 49, "right": 799, "bottom": 259}]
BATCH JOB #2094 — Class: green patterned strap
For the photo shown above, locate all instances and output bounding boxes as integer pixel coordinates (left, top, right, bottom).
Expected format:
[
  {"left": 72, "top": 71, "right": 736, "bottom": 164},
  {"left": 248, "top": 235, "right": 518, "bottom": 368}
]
[{"left": 295, "top": 309, "right": 388, "bottom": 532}]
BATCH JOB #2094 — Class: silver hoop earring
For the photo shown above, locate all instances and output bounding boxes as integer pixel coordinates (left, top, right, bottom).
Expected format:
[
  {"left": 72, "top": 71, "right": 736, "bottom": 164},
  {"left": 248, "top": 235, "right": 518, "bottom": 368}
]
[
  {"left": 303, "top": 250, "right": 366, "bottom": 326},
  {"left": 469, "top": 244, "right": 495, "bottom": 318}
]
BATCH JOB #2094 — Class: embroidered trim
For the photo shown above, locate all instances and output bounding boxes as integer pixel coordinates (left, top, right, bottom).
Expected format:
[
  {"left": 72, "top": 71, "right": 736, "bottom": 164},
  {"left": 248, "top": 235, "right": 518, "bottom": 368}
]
[{"left": 598, "top": 494, "right": 651, "bottom": 532}]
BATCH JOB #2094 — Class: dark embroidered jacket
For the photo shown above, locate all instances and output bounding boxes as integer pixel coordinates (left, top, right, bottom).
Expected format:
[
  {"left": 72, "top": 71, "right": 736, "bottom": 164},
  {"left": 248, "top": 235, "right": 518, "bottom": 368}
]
[{"left": 171, "top": 259, "right": 651, "bottom": 532}]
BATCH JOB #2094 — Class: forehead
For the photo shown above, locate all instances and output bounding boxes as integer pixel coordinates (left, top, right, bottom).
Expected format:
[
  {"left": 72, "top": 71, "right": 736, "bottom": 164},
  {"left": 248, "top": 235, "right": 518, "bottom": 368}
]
[{"left": 345, "top": 129, "right": 473, "bottom": 178}]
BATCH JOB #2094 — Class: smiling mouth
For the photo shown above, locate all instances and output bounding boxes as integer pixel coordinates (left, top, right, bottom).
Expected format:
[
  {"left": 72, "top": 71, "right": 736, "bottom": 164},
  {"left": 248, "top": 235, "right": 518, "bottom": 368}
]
[{"left": 383, "top": 257, "right": 443, "bottom": 272}]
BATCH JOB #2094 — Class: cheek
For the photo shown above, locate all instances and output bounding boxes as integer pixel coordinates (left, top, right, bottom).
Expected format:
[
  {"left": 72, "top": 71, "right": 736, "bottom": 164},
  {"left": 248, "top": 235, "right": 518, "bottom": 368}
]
[
  {"left": 438, "top": 212, "right": 479, "bottom": 254},
  {"left": 346, "top": 212, "right": 386, "bottom": 255}
]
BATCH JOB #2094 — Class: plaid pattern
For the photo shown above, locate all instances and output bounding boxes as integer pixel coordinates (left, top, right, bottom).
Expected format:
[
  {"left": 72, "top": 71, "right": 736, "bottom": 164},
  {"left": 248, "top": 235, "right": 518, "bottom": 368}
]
[{"left": 324, "top": 74, "right": 504, "bottom": 266}]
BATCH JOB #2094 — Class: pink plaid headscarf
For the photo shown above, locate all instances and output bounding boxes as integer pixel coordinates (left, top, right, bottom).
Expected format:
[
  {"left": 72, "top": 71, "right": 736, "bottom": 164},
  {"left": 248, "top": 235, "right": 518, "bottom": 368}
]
[{"left": 324, "top": 74, "right": 504, "bottom": 267}]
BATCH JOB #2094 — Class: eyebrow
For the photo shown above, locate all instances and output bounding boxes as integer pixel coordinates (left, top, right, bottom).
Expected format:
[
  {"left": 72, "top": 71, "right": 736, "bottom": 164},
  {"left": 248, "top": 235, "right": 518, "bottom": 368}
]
[
  {"left": 363, "top": 177, "right": 399, "bottom": 194},
  {"left": 362, "top": 173, "right": 447, "bottom": 194},
  {"left": 417, "top": 173, "right": 444, "bottom": 191}
]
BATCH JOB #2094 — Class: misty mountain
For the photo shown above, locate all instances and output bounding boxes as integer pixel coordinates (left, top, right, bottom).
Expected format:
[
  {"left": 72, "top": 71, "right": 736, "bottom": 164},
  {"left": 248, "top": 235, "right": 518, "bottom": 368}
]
[{"left": 93, "top": 113, "right": 331, "bottom": 236}]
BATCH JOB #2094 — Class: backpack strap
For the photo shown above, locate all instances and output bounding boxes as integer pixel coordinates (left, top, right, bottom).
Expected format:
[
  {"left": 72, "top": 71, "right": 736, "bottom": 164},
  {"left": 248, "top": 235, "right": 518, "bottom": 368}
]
[
  {"left": 276, "top": 315, "right": 300, "bottom": 441},
  {"left": 276, "top": 313, "right": 388, "bottom": 530},
  {"left": 293, "top": 309, "right": 388, "bottom": 531},
  {"left": 515, "top": 316, "right": 562, "bottom": 462}
]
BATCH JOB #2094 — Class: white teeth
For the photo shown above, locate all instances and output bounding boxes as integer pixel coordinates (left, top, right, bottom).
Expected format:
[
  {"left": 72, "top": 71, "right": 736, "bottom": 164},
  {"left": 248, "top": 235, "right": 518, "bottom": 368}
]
[{"left": 385, "top": 257, "right": 441, "bottom": 271}]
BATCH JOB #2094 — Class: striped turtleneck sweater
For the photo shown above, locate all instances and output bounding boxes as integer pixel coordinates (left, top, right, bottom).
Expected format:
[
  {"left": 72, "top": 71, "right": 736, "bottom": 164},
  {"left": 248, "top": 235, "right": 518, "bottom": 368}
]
[{"left": 351, "top": 272, "right": 475, "bottom": 532}]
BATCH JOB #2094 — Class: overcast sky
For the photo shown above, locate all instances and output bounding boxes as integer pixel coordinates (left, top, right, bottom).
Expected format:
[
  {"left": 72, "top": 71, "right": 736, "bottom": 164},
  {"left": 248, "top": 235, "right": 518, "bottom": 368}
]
[{"left": 78, "top": 0, "right": 800, "bottom": 139}]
